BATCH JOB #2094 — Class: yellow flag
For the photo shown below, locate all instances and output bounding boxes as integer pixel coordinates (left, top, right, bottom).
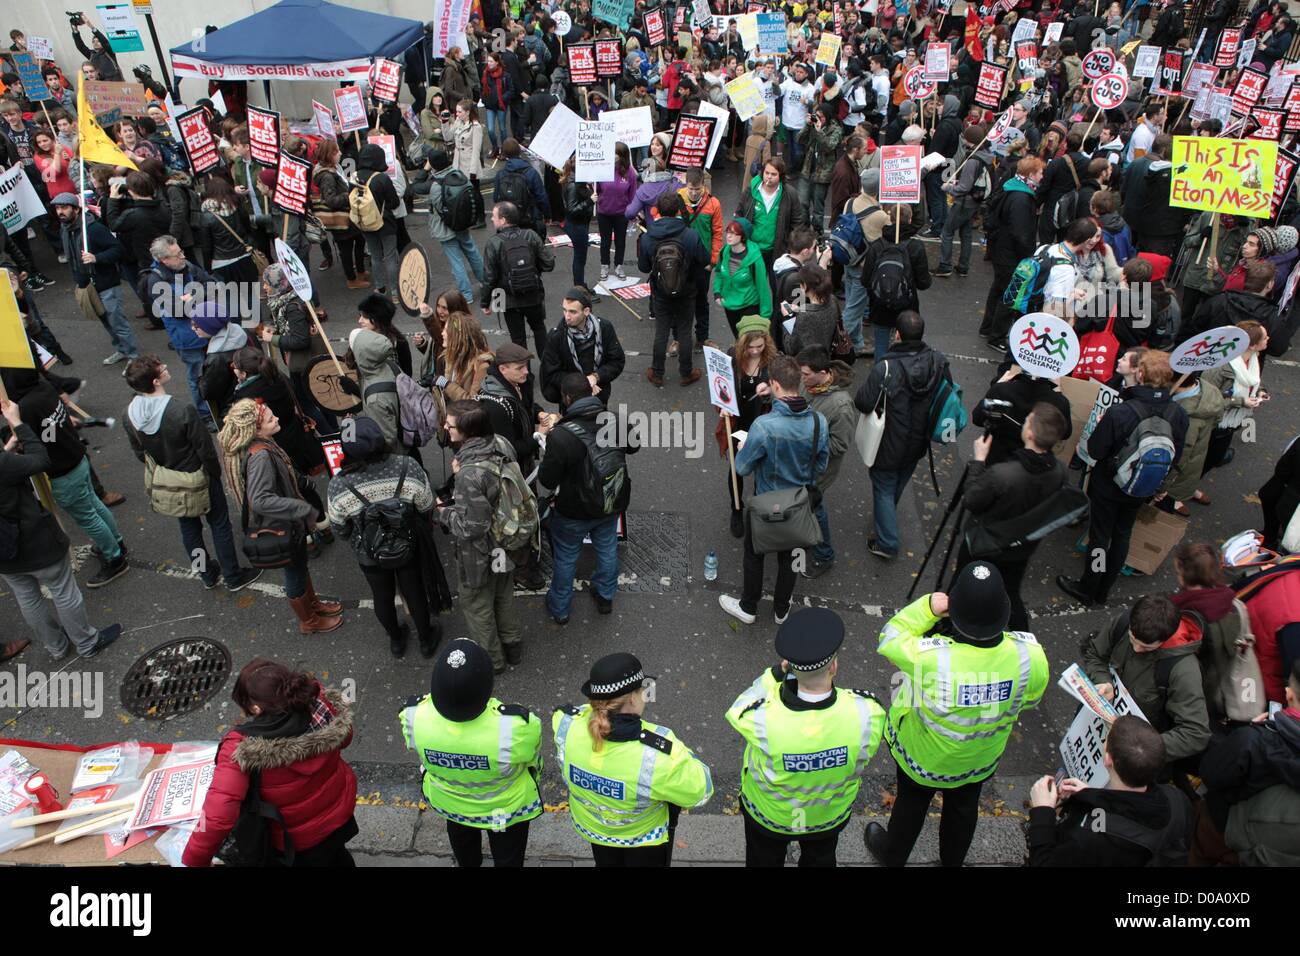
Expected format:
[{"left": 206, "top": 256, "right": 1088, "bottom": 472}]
[
  {"left": 0, "top": 270, "right": 34, "bottom": 371},
  {"left": 77, "top": 75, "right": 137, "bottom": 170}
]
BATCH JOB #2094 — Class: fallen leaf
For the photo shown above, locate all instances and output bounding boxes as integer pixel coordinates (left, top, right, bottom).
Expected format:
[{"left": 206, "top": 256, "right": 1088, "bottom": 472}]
[
  {"left": 235, "top": 594, "right": 256, "bottom": 609},
  {"left": 1243, "top": 494, "right": 1261, "bottom": 505}
]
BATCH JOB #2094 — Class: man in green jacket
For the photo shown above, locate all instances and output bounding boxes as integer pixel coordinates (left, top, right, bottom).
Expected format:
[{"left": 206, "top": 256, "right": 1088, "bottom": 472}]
[{"left": 1083, "top": 594, "right": 1212, "bottom": 766}]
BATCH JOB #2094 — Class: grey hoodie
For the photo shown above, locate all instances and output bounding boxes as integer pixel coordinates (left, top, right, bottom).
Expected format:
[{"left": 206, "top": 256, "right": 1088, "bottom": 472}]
[
  {"left": 352, "top": 329, "right": 402, "bottom": 451},
  {"left": 207, "top": 322, "right": 248, "bottom": 356},
  {"left": 127, "top": 393, "right": 171, "bottom": 435}
]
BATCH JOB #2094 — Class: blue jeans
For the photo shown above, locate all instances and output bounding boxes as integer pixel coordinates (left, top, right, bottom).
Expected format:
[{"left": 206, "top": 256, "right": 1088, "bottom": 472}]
[
  {"left": 565, "top": 220, "right": 591, "bottom": 287},
  {"left": 813, "top": 500, "right": 833, "bottom": 565},
  {"left": 842, "top": 269, "right": 869, "bottom": 350},
  {"left": 485, "top": 109, "right": 508, "bottom": 150},
  {"left": 178, "top": 475, "right": 242, "bottom": 580},
  {"left": 924, "top": 169, "right": 947, "bottom": 232},
  {"left": 782, "top": 123, "right": 805, "bottom": 172},
  {"left": 282, "top": 546, "right": 309, "bottom": 599},
  {"left": 439, "top": 232, "right": 486, "bottom": 304},
  {"left": 98, "top": 285, "right": 139, "bottom": 358},
  {"left": 178, "top": 346, "right": 211, "bottom": 418},
  {"left": 938, "top": 197, "right": 979, "bottom": 272},
  {"left": 50, "top": 457, "right": 122, "bottom": 561},
  {"left": 546, "top": 511, "right": 619, "bottom": 620},
  {"left": 872, "top": 324, "right": 893, "bottom": 363},
  {"left": 869, "top": 461, "right": 918, "bottom": 555}
]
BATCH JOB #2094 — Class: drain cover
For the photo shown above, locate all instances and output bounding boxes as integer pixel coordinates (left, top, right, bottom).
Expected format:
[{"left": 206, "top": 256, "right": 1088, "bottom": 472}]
[{"left": 120, "top": 638, "right": 233, "bottom": 719}]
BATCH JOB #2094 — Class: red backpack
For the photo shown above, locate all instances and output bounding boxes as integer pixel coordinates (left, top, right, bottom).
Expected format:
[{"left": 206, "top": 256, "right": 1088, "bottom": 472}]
[{"left": 1072, "top": 309, "right": 1120, "bottom": 383}]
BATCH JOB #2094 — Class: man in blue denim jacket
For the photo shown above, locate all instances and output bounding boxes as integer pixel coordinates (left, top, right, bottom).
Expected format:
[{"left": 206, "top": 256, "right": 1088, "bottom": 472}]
[{"left": 720, "top": 353, "right": 828, "bottom": 626}]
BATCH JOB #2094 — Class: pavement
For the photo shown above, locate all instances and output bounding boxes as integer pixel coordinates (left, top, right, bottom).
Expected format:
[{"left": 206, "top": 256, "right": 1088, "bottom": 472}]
[{"left": 3, "top": 148, "right": 1297, "bottom": 866}]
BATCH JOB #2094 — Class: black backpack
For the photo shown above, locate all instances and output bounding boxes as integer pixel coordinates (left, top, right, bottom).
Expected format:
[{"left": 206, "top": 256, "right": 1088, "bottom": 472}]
[
  {"left": 501, "top": 231, "right": 542, "bottom": 296},
  {"left": 495, "top": 169, "right": 536, "bottom": 226},
  {"left": 216, "top": 768, "right": 296, "bottom": 867},
  {"left": 561, "top": 418, "right": 628, "bottom": 516},
  {"left": 867, "top": 240, "right": 914, "bottom": 312},
  {"left": 438, "top": 169, "right": 475, "bottom": 232},
  {"left": 342, "top": 459, "right": 419, "bottom": 569},
  {"left": 652, "top": 237, "right": 689, "bottom": 298}
]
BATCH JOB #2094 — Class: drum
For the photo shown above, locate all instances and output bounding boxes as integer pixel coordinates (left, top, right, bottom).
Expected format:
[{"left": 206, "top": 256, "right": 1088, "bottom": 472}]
[{"left": 306, "top": 353, "right": 361, "bottom": 414}]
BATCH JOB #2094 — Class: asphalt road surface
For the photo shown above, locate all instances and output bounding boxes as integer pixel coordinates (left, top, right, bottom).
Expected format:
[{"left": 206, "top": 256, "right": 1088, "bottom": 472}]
[{"left": 3, "top": 157, "right": 1295, "bottom": 823}]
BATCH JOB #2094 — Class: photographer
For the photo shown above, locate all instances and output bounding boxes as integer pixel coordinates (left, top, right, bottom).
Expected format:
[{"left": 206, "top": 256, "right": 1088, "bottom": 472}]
[
  {"left": 131, "top": 64, "right": 169, "bottom": 102},
  {"left": 971, "top": 365, "right": 1072, "bottom": 466},
  {"left": 69, "top": 11, "right": 122, "bottom": 82}
]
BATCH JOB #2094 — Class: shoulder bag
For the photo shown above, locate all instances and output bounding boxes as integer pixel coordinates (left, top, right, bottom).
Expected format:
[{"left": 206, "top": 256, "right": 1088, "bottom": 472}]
[
  {"left": 239, "top": 444, "right": 305, "bottom": 568},
  {"left": 746, "top": 415, "right": 824, "bottom": 555},
  {"left": 144, "top": 454, "right": 211, "bottom": 519},
  {"left": 211, "top": 210, "right": 270, "bottom": 276},
  {"left": 854, "top": 360, "right": 888, "bottom": 467}
]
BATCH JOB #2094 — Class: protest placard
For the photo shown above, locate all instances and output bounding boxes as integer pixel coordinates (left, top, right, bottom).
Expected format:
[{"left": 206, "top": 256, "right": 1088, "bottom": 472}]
[
  {"left": 0, "top": 163, "right": 48, "bottom": 236},
  {"left": 756, "top": 12, "right": 788, "bottom": 52},
  {"left": 1285, "top": 84, "right": 1300, "bottom": 133},
  {"left": 1155, "top": 48, "right": 1184, "bottom": 95},
  {"left": 704, "top": 345, "right": 741, "bottom": 416},
  {"left": 367, "top": 133, "right": 398, "bottom": 177},
  {"left": 1169, "top": 325, "right": 1252, "bottom": 373},
  {"left": 1058, "top": 671, "right": 1144, "bottom": 788},
  {"left": 569, "top": 44, "right": 598, "bottom": 85},
  {"left": 11, "top": 53, "right": 49, "bottom": 102},
  {"left": 1183, "top": 62, "right": 1218, "bottom": 101},
  {"left": 1215, "top": 26, "right": 1243, "bottom": 67},
  {"left": 82, "top": 79, "right": 147, "bottom": 125},
  {"left": 975, "top": 62, "right": 1007, "bottom": 109},
  {"left": 602, "top": 106, "right": 654, "bottom": 148},
  {"left": 247, "top": 106, "right": 281, "bottom": 166},
  {"left": 333, "top": 87, "right": 368, "bottom": 134},
  {"left": 1015, "top": 39, "right": 1038, "bottom": 73},
  {"left": 697, "top": 99, "right": 729, "bottom": 167},
  {"left": 737, "top": 13, "right": 760, "bottom": 50},
  {"left": 371, "top": 58, "right": 402, "bottom": 102},
  {"left": 1090, "top": 72, "right": 1129, "bottom": 110},
  {"left": 725, "top": 72, "right": 767, "bottom": 121},
  {"left": 529, "top": 103, "right": 580, "bottom": 168},
  {"left": 1043, "top": 21, "right": 1063, "bottom": 45},
  {"left": 312, "top": 100, "right": 336, "bottom": 139},
  {"left": 1080, "top": 48, "right": 1116, "bottom": 80},
  {"left": 1132, "top": 44, "right": 1161, "bottom": 78},
  {"left": 668, "top": 114, "right": 716, "bottom": 170},
  {"left": 1009, "top": 314, "right": 1081, "bottom": 378},
  {"left": 1273, "top": 149, "right": 1300, "bottom": 217},
  {"left": 1208, "top": 87, "right": 1234, "bottom": 127},
  {"left": 96, "top": 3, "right": 144, "bottom": 52},
  {"left": 273, "top": 151, "right": 312, "bottom": 215},
  {"left": 1232, "top": 66, "right": 1268, "bottom": 115},
  {"left": 815, "top": 32, "right": 842, "bottom": 68},
  {"left": 1012, "top": 16, "right": 1037, "bottom": 43},
  {"left": 431, "top": 0, "right": 474, "bottom": 57},
  {"left": 177, "top": 107, "right": 220, "bottom": 174},
  {"left": 903, "top": 65, "right": 935, "bottom": 100},
  {"left": 675, "top": 6, "right": 687, "bottom": 30},
  {"left": 644, "top": 6, "right": 667, "bottom": 45},
  {"left": 1056, "top": 375, "right": 1118, "bottom": 466},
  {"left": 880, "top": 145, "right": 922, "bottom": 203},
  {"left": 127, "top": 759, "right": 216, "bottom": 830},
  {"left": 1265, "top": 69, "right": 1294, "bottom": 107},
  {"left": 26, "top": 35, "right": 53, "bottom": 60},
  {"left": 576, "top": 120, "right": 616, "bottom": 182},
  {"left": 274, "top": 237, "right": 313, "bottom": 302},
  {"left": 1252, "top": 108, "right": 1285, "bottom": 140},
  {"left": 595, "top": 39, "right": 623, "bottom": 78},
  {"left": 924, "top": 43, "right": 951, "bottom": 82},
  {"left": 593, "top": 0, "right": 634, "bottom": 25},
  {"left": 1238, "top": 37, "right": 1258, "bottom": 69},
  {"left": 1169, "top": 136, "right": 1276, "bottom": 217},
  {"left": 694, "top": 0, "right": 713, "bottom": 27}
]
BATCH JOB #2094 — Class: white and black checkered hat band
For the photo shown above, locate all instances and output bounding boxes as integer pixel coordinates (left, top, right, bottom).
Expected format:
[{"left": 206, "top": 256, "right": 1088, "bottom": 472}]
[
  {"left": 588, "top": 670, "right": 647, "bottom": 696},
  {"left": 789, "top": 654, "right": 835, "bottom": 672}
]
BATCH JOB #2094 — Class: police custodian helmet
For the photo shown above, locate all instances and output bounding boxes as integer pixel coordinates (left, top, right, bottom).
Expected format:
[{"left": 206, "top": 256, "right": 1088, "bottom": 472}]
[
  {"left": 429, "top": 639, "right": 494, "bottom": 722},
  {"left": 948, "top": 561, "right": 1012, "bottom": 643}
]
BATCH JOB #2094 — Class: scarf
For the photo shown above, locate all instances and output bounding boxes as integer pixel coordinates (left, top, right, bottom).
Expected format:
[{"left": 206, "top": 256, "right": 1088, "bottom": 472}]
[
  {"left": 266, "top": 288, "right": 298, "bottom": 336},
  {"left": 782, "top": 396, "right": 809, "bottom": 413},
  {"left": 565, "top": 316, "right": 603, "bottom": 371}
]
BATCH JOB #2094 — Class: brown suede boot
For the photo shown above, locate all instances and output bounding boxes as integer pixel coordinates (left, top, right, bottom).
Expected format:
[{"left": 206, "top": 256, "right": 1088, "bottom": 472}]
[
  {"left": 289, "top": 594, "right": 344, "bottom": 634},
  {"left": 304, "top": 578, "right": 343, "bottom": 617}
]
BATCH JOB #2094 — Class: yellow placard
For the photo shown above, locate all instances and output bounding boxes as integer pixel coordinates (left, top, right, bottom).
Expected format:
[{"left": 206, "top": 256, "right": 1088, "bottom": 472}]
[
  {"left": 1169, "top": 136, "right": 1277, "bottom": 217},
  {"left": 1121, "top": 39, "right": 1142, "bottom": 56},
  {"left": 0, "top": 271, "right": 34, "bottom": 371},
  {"left": 725, "top": 72, "right": 767, "bottom": 121},
  {"left": 815, "top": 32, "right": 842, "bottom": 68}
]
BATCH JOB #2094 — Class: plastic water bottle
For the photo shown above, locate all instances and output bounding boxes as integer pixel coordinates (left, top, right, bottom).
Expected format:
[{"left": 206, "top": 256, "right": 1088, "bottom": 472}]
[{"left": 704, "top": 551, "right": 718, "bottom": 582}]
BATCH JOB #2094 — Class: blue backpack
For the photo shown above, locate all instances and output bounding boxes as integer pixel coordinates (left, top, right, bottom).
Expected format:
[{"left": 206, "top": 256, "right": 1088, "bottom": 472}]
[
  {"left": 929, "top": 370, "right": 968, "bottom": 444},
  {"left": 829, "top": 204, "right": 880, "bottom": 267},
  {"left": 1112, "top": 401, "right": 1178, "bottom": 497},
  {"left": 1003, "top": 244, "right": 1072, "bottom": 314},
  {"left": 1103, "top": 224, "right": 1136, "bottom": 265}
]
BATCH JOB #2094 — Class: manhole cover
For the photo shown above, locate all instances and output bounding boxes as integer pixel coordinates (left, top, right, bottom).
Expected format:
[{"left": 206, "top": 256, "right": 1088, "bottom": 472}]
[
  {"left": 120, "top": 638, "right": 233, "bottom": 719},
  {"left": 537, "top": 511, "right": 688, "bottom": 594}
]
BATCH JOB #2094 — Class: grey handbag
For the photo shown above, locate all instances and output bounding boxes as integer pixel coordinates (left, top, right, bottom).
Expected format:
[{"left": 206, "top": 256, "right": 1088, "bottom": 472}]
[{"left": 746, "top": 415, "right": 824, "bottom": 555}]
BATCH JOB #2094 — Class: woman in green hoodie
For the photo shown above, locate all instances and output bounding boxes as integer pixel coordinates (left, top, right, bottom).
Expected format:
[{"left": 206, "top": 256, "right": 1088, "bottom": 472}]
[{"left": 712, "top": 218, "right": 773, "bottom": 339}]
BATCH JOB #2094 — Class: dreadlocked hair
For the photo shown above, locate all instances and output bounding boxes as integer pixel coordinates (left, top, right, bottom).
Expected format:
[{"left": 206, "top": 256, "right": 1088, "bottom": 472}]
[{"left": 219, "top": 398, "right": 261, "bottom": 505}]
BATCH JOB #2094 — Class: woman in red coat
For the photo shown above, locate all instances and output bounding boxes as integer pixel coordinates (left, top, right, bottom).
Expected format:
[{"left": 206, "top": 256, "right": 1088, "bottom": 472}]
[{"left": 183, "top": 658, "right": 358, "bottom": 867}]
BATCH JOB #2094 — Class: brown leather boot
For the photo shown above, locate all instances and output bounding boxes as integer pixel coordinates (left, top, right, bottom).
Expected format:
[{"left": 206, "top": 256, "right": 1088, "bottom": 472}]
[
  {"left": 304, "top": 578, "right": 343, "bottom": 617},
  {"left": 289, "top": 594, "right": 343, "bottom": 634}
]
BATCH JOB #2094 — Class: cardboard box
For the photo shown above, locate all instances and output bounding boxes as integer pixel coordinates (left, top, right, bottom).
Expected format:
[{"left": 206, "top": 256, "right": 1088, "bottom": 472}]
[
  {"left": 1054, "top": 375, "right": 1100, "bottom": 464},
  {"left": 1124, "top": 504, "right": 1188, "bottom": 576}
]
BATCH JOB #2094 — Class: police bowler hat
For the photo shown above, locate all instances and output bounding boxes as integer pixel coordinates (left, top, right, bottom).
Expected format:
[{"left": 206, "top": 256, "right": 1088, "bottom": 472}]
[{"left": 581, "top": 653, "right": 656, "bottom": 701}]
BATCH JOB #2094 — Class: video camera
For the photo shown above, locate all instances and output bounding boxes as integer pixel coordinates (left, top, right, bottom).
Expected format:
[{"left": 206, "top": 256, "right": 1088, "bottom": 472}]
[
  {"left": 67, "top": 11, "right": 86, "bottom": 27},
  {"left": 132, "top": 64, "right": 152, "bottom": 80}
]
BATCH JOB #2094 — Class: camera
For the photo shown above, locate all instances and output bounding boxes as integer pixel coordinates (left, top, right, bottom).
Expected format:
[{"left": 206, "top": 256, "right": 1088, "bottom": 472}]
[
  {"left": 132, "top": 64, "right": 152, "bottom": 79},
  {"left": 67, "top": 11, "right": 85, "bottom": 26}
]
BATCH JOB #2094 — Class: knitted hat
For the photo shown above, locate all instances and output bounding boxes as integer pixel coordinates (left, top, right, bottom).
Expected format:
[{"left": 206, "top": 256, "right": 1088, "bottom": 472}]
[
  {"left": 340, "top": 414, "right": 385, "bottom": 463},
  {"left": 190, "top": 300, "right": 229, "bottom": 337},
  {"left": 727, "top": 217, "right": 752, "bottom": 240},
  {"left": 262, "top": 263, "right": 291, "bottom": 294},
  {"left": 358, "top": 292, "right": 396, "bottom": 326},
  {"left": 1252, "top": 226, "right": 1279, "bottom": 257},
  {"left": 901, "top": 124, "right": 925, "bottom": 144},
  {"left": 1048, "top": 119, "right": 1069, "bottom": 141},
  {"left": 735, "top": 314, "right": 770, "bottom": 338},
  {"left": 1275, "top": 225, "right": 1298, "bottom": 254},
  {"left": 860, "top": 167, "right": 881, "bottom": 197}
]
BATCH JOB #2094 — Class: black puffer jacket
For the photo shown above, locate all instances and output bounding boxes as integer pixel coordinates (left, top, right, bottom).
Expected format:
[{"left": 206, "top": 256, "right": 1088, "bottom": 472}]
[
  {"left": 106, "top": 195, "right": 173, "bottom": 268},
  {"left": 1027, "top": 785, "right": 1191, "bottom": 866},
  {"left": 971, "top": 372, "right": 1073, "bottom": 465},
  {"left": 853, "top": 339, "right": 947, "bottom": 471}
]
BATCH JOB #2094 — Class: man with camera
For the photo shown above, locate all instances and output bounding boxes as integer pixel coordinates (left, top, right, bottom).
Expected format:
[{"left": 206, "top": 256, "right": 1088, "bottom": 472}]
[{"left": 69, "top": 11, "right": 122, "bottom": 82}]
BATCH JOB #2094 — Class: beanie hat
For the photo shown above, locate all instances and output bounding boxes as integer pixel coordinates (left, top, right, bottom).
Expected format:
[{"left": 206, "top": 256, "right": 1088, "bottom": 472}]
[
  {"left": 358, "top": 292, "right": 396, "bottom": 326},
  {"left": 262, "top": 263, "right": 292, "bottom": 294},
  {"left": 735, "top": 314, "right": 770, "bottom": 338},
  {"left": 901, "top": 124, "right": 925, "bottom": 144},
  {"left": 190, "top": 300, "right": 229, "bottom": 337},
  {"left": 727, "top": 216, "right": 753, "bottom": 240},
  {"left": 1252, "top": 226, "right": 1279, "bottom": 257},
  {"left": 340, "top": 414, "right": 385, "bottom": 463},
  {"left": 860, "top": 167, "right": 881, "bottom": 197},
  {"left": 1275, "top": 225, "right": 1298, "bottom": 255}
]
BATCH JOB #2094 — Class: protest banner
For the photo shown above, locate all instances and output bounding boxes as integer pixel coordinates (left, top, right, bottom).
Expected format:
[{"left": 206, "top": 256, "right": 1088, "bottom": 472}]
[
  {"left": 1183, "top": 62, "right": 1218, "bottom": 101},
  {"left": 569, "top": 44, "right": 598, "bottom": 85},
  {"left": 1009, "top": 314, "right": 1081, "bottom": 378},
  {"left": 602, "top": 106, "right": 654, "bottom": 148},
  {"left": 595, "top": 39, "right": 623, "bottom": 79},
  {"left": 1090, "top": 72, "right": 1129, "bottom": 110},
  {"left": 82, "top": 79, "right": 147, "bottom": 125},
  {"left": 725, "top": 72, "right": 767, "bottom": 121},
  {"left": 1272, "top": 149, "right": 1299, "bottom": 217},
  {"left": 1252, "top": 108, "right": 1285, "bottom": 140},
  {"left": 1155, "top": 48, "right": 1184, "bottom": 95},
  {"left": 903, "top": 65, "right": 935, "bottom": 100},
  {"left": 127, "top": 759, "right": 216, "bottom": 830},
  {"left": 924, "top": 43, "right": 950, "bottom": 82},
  {"left": 815, "top": 32, "right": 842, "bottom": 68},
  {"left": 1215, "top": 26, "right": 1243, "bottom": 67},
  {"left": 273, "top": 151, "right": 312, "bottom": 216},
  {"left": 11, "top": 53, "right": 49, "bottom": 102},
  {"left": 431, "top": 0, "right": 474, "bottom": 57},
  {"left": 1015, "top": 39, "right": 1038, "bottom": 73},
  {"left": 668, "top": 114, "right": 716, "bottom": 170},
  {"left": 593, "top": 0, "right": 634, "bottom": 25},
  {"left": 333, "top": 87, "right": 368, "bottom": 135},
  {"left": 0, "top": 165, "right": 47, "bottom": 240},
  {"left": 880, "top": 145, "right": 922, "bottom": 203},
  {"left": 176, "top": 106, "right": 220, "bottom": 175},
  {"left": 1080, "top": 48, "right": 1117, "bottom": 80},
  {"left": 96, "top": 3, "right": 144, "bottom": 53},
  {"left": 644, "top": 6, "right": 667, "bottom": 45},
  {"left": 312, "top": 100, "right": 336, "bottom": 139},
  {"left": 528, "top": 103, "right": 580, "bottom": 168},
  {"left": 975, "top": 62, "right": 1007, "bottom": 109},
  {"left": 756, "top": 12, "right": 788, "bottom": 52},
  {"left": 576, "top": 120, "right": 617, "bottom": 182},
  {"left": 246, "top": 106, "right": 282, "bottom": 166},
  {"left": 1232, "top": 66, "right": 1268, "bottom": 115},
  {"left": 0, "top": 269, "right": 34, "bottom": 372},
  {"left": 1169, "top": 325, "right": 1252, "bottom": 373},
  {"left": 370, "top": 58, "right": 402, "bottom": 103},
  {"left": 1169, "top": 136, "right": 1276, "bottom": 217},
  {"left": 26, "top": 35, "right": 53, "bottom": 60},
  {"left": 1133, "top": 44, "right": 1161, "bottom": 79}
]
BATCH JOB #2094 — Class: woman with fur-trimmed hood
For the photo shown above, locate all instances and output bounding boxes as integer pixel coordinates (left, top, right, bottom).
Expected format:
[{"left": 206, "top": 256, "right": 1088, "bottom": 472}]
[{"left": 183, "top": 659, "right": 358, "bottom": 867}]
